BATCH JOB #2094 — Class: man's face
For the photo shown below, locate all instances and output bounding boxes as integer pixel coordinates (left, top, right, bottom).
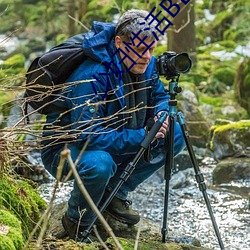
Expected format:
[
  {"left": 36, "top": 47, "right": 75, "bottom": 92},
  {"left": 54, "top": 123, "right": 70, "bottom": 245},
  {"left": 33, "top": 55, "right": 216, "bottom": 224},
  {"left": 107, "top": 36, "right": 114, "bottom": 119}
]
[{"left": 115, "top": 35, "right": 157, "bottom": 74}]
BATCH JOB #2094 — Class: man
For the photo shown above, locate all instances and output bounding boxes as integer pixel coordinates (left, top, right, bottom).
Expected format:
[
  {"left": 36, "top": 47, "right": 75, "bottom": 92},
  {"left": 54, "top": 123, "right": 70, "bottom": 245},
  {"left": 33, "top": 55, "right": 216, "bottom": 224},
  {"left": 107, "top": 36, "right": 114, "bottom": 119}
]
[{"left": 41, "top": 9, "right": 185, "bottom": 241}]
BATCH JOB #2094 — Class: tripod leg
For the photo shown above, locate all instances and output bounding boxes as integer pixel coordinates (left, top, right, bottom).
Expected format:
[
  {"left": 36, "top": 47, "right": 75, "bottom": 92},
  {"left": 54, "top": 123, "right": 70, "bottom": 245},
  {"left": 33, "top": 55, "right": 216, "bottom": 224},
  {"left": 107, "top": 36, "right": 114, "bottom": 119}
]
[
  {"left": 162, "top": 114, "right": 175, "bottom": 243},
  {"left": 177, "top": 112, "right": 225, "bottom": 250}
]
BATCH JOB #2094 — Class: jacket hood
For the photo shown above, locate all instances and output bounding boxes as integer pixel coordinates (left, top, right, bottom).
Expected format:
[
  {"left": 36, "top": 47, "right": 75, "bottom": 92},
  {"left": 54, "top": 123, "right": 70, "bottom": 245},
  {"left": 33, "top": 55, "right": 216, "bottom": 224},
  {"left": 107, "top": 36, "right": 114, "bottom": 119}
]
[{"left": 82, "top": 21, "right": 116, "bottom": 63}]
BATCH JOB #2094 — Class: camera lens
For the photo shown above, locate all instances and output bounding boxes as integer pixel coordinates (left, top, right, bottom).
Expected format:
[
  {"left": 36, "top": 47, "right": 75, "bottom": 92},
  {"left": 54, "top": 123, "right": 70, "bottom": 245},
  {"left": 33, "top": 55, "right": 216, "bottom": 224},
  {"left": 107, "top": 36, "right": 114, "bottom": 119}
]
[{"left": 174, "top": 53, "right": 192, "bottom": 73}]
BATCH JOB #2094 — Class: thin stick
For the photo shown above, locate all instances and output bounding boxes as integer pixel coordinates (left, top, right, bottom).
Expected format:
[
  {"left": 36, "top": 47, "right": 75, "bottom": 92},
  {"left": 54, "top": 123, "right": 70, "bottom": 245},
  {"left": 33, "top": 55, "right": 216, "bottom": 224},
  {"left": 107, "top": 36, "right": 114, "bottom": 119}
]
[
  {"left": 93, "top": 225, "right": 109, "bottom": 250},
  {"left": 22, "top": 155, "right": 65, "bottom": 249},
  {"left": 62, "top": 148, "right": 124, "bottom": 250},
  {"left": 134, "top": 220, "right": 142, "bottom": 250}
]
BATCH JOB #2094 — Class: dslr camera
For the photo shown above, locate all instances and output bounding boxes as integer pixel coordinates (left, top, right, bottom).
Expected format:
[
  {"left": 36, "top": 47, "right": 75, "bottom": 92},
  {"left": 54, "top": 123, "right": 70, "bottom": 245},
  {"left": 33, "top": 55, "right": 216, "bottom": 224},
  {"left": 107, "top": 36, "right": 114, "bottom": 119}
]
[{"left": 156, "top": 51, "right": 192, "bottom": 79}]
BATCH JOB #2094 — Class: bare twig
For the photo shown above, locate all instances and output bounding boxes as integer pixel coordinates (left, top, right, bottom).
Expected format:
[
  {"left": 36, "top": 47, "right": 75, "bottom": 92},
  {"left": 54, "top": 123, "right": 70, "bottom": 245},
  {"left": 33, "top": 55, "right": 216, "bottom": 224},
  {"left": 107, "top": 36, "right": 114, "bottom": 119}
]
[
  {"left": 68, "top": 14, "right": 90, "bottom": 31},
  {"left": 22, "top": 154, "right": 65, "bottom": 249},
  {"left": 134, "top": 220, "right": 142, "bottom": 250},
  {"left": 61, "top": 148, "right": 124, "bottom": 250},
  {"left": 93, "top": 225, "right": 110, "bottom": 250}
]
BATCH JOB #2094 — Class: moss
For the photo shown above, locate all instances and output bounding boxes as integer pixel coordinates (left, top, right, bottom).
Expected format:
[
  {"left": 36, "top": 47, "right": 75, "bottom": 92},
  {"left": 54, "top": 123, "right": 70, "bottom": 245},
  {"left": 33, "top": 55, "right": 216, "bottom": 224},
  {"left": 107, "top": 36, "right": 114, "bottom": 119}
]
[
  {"left": 199, "top": 95, "right": 224, "bottom": 107},
  {"left": 218, "top": 40, "right": 237, "bottom": 51},
  {"left": 0, "top": 209, "right": 21, "bottom": 229},
  {"left": 106, "top": 237, "right": 209, "bottom": 250},
  {"left": 213, "top": 67, "right": 235, "bottom": 86},
  {"left": 0, "top": 175, "right": 46, "bottom": 239},
  {"left": 7, "top": 228, "right": 24, "bottom": 249},
  {"left": 0, "top": 209, "right": 24, "bottom": 249},
  {"left": 213, "top": 120, "right": 250, "bottom": 133},
  {"left": 0, "top": 235, "right": 16, "bottom": 250},
  {"left": 0, "top": 54, "right": 26, "bottom": 86}
]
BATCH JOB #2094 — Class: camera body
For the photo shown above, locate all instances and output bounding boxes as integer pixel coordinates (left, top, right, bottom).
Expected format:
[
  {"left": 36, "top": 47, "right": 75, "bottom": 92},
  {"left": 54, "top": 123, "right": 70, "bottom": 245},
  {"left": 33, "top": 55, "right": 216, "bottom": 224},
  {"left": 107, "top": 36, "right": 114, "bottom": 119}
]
[{"left": 156, "top": 51, "right": 192, "bottom": 79}]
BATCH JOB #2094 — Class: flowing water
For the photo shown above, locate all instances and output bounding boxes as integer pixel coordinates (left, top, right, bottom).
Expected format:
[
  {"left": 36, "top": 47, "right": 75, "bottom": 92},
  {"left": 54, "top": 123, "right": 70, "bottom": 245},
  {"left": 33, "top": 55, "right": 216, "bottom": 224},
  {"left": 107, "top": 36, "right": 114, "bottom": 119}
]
[{"left": 38, "top": 156, "right": 250, "bottom": 250}]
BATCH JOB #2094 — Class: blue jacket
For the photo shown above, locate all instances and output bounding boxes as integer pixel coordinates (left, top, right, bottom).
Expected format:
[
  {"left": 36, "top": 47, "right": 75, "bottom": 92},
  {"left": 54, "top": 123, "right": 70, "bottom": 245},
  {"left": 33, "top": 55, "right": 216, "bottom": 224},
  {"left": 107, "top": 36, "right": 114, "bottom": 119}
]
[{"left": 44, "top": 21, "right": 170, "bottom": 156}]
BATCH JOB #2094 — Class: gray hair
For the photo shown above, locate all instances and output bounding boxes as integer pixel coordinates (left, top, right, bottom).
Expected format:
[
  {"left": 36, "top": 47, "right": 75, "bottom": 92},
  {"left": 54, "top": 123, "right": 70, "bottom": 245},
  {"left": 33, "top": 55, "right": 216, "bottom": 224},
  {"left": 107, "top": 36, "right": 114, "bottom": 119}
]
[{"left": 115, "top": 9, "right": 159, "bottom": 41}]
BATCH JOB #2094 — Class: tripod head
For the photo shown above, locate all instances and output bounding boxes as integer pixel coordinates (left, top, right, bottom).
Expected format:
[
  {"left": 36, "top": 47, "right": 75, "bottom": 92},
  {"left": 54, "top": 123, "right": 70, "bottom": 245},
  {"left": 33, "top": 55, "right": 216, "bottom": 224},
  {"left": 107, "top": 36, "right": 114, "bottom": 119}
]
[{"left": 168, "top": 76, "right": 182, "bottom": 100}]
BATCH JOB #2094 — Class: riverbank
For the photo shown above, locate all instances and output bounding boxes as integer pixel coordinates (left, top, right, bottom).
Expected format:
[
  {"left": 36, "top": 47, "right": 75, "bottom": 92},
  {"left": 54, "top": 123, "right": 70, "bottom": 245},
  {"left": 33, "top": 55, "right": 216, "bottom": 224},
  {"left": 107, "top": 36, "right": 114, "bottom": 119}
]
[{"left": 38, "top": 155, "right": 250, "bottom": 250}]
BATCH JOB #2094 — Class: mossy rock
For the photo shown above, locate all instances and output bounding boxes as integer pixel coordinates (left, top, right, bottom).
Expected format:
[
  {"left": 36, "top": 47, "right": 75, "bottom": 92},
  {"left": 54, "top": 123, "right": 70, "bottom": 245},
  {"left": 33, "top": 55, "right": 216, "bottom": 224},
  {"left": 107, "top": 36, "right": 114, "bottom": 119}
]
[
  {"left": 209, "top": 120, "right": 250, "bottom": 160},
  {"left": 0, "top": 209, "right": 24, "bottom": 250},
  {"left": 0, "top": 175, "right": 47, "bottom": 239},
  {"left": 213, "top": 157, "right": 250, "bottom": 184}
]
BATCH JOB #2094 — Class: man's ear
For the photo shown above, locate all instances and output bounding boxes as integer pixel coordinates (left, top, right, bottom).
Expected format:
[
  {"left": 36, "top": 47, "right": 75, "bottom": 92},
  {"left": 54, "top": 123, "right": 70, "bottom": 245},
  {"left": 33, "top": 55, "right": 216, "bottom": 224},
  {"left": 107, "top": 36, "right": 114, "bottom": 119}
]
[{"left": 114, "top": 36, "right": 121, "bottom": 49}]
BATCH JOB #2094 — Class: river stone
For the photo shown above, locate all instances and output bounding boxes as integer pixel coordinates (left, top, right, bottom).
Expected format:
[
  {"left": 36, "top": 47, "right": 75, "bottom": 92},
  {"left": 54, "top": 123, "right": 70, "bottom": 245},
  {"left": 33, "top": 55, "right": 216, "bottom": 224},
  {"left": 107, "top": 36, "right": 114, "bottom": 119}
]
[
  {"left": 209, "top": 120, "right": 250, "bottom": 160},
  {"left": 213, "top": 157, "right": 250, "bottom": 184}
]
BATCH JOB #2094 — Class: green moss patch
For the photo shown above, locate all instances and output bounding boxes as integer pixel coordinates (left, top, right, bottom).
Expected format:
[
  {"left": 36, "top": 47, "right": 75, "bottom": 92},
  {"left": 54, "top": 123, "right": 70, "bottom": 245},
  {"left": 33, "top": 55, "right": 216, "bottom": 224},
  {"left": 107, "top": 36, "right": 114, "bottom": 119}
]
[
  {"left": 0, "top": 175, "right": 47, "bottom": 239},
  {"left": 106, "top": 237, "right": 210, "bottom": 250},
  {"left": 0, "top": 209, "right": 23, "bottom": 250}
]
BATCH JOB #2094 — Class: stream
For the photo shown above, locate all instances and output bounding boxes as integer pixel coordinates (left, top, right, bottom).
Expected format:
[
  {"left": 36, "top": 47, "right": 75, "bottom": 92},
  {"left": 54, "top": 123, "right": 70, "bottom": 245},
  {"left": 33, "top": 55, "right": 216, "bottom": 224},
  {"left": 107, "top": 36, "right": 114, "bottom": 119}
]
[{"left": 38, "top": 155, "right": 250, "bottom": 250}]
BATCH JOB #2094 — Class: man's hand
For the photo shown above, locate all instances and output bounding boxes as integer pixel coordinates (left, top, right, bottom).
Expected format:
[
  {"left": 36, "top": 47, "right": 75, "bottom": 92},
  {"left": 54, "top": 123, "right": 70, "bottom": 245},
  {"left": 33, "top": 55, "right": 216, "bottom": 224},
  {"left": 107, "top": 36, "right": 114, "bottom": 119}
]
[{"left": 154, "top": 111, "right": 169, "bottom": 139}]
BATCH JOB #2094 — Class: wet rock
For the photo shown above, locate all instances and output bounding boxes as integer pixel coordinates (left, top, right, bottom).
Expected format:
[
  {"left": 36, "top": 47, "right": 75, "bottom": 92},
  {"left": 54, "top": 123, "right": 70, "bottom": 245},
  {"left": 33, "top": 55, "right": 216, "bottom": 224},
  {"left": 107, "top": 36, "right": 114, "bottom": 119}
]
[
  {"left": 209, "top": 120, "right": 250, "bottom": 160},
  {"left": 170, "top": 169, "right": 193, "bottom": 189},
  {"left": 213, "top": 157, "right": 250, "bottom": 184}
]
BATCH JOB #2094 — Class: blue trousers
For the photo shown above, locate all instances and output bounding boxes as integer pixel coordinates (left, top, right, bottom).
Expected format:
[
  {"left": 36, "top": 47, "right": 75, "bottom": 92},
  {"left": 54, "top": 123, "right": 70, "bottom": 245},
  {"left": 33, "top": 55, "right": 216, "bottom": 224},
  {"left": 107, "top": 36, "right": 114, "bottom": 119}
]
[{"left": 41, "top": 123, "right": 185, "bottom": 226}]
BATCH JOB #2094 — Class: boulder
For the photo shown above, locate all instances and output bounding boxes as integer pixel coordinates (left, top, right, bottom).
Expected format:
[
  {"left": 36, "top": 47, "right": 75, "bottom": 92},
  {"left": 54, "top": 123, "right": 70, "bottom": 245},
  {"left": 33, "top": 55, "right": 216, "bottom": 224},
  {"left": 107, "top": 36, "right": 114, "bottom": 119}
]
[
  {"left": 209, "top": 120, "right": 250, "bottom": 160},
  {"left": 213, "top": 157, "right": 250, "bottom": 184},
  {"left": 179, "top": 100, "right": 211, "bottom": 148}
]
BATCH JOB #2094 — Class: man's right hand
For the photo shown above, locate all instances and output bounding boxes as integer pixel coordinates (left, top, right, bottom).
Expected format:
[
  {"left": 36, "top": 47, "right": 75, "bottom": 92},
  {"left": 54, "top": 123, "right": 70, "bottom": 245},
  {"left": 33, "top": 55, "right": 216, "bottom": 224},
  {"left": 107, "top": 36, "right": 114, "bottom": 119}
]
[{"left": 154, "top": 112, "right": 169, "bottom": 139}]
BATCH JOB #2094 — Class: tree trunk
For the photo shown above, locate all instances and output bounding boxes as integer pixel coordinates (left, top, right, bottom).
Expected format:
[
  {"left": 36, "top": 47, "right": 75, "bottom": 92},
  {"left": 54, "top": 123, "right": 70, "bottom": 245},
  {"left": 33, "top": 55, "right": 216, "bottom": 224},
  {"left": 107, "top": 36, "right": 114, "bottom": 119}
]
[
  {"left": 78, "top": 0, "right": 88, "bottom": 20},
  {"left": 67, "top": 0, "right": 77, "bottom": 36},
  {"left": 167, "top": 0, "right": 196, "bottom": 63}
]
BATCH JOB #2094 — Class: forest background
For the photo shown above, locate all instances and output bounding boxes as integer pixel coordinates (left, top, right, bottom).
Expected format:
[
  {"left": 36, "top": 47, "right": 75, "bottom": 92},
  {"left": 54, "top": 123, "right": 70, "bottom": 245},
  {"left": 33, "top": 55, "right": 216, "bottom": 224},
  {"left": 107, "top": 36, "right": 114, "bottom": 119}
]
[
  {"left": 0, "top": 0, "right": 250, "bottom": 249},
  {"left": 0, "top": 0, "right": 250, "bottom": 126}
]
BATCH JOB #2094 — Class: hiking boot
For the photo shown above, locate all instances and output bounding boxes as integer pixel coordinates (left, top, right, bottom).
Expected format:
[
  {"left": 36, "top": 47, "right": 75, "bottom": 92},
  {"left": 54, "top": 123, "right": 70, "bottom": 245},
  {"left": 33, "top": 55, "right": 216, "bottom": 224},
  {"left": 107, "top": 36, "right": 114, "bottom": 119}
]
[
  {"left": 61, "top": 213, "right": 97, "bottom": 243},
  {"left": 105, "top": 196, "right": 140, "bottom": 225}
]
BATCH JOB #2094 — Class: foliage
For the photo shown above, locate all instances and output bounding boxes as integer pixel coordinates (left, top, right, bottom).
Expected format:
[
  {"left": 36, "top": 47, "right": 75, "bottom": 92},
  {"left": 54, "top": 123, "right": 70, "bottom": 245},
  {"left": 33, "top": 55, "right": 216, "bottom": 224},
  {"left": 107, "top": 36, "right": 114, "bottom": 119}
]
[
  {"left": 1, "top": 54, "right": 25, "bottom": 68},
  {"left": 197, "top": 0, "right": 250, "bottom": 45}
]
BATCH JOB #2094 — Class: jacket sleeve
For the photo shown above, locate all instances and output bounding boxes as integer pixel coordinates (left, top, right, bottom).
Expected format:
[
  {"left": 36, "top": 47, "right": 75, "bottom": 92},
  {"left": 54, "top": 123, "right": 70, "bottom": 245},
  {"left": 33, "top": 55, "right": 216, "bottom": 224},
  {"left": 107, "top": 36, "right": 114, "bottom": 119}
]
[{"left": 65, "top": 61, "right": 146, "bottom": 156}]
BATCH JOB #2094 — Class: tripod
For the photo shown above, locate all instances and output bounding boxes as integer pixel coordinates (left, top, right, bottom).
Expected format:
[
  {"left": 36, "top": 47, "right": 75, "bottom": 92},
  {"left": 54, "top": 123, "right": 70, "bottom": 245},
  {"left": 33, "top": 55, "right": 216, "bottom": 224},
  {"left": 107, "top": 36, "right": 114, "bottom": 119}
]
[
  {"left": 82, "top": 77, "right": 225, "bottom": 250},
  {"left": 161, "top": 77, "right": 225, "bottom": 249}
]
